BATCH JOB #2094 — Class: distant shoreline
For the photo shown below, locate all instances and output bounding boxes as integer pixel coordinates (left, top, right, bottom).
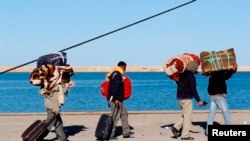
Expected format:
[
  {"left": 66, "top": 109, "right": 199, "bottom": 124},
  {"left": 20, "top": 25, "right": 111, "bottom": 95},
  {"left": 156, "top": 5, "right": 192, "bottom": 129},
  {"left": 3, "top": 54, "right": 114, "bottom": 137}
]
[{"left": 1, "top": 66, "right": 250, "bottom": 72}]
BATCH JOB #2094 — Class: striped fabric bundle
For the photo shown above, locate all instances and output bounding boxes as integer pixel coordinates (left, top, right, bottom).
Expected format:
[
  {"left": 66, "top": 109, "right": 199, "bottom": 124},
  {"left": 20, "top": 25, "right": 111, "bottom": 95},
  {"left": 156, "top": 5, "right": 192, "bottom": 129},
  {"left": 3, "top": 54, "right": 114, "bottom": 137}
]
[
  {"left": 200, "top": 48, "right": 237, "bottom": 76},
  {"left": 163, "top": 53, "right": 200, "bottom": 81}
]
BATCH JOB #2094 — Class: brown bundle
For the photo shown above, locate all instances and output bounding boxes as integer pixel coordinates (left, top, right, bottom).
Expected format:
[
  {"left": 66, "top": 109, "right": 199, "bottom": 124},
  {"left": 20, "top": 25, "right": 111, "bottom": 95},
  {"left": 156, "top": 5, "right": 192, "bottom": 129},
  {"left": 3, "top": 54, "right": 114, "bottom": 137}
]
[{"left": 200, "top": 48, "right": 236, "bottom": 76}]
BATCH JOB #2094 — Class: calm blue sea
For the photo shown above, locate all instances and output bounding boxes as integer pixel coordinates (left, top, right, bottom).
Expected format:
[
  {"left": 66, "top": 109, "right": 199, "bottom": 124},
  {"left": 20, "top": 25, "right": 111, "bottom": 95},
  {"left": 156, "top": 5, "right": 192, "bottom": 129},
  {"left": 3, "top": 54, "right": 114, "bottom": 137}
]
[{"left": 0, "top": 72, "right": 249, "bottom": 113}]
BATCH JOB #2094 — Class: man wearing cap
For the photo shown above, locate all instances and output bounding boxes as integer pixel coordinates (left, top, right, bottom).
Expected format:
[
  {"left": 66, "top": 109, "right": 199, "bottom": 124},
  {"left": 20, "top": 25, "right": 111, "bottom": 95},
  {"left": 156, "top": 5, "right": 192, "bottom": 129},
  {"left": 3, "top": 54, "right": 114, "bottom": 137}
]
[{"left": 171, "top": 61, "right": 205, "bottom": 140}]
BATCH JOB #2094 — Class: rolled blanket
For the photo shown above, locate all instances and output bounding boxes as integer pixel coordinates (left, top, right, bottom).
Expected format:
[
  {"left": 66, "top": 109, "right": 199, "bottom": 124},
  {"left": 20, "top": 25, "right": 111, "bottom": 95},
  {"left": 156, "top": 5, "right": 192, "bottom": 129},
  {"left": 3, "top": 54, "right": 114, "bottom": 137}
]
[{"left": 163, "top": 53, "right": 200, "bottom": 81}]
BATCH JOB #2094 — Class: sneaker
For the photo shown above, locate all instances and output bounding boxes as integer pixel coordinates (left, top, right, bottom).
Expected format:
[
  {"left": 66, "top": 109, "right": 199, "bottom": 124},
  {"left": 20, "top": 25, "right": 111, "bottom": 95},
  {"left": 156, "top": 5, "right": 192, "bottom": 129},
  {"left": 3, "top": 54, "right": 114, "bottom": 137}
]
[
  {"left": 181, "top": 137, "right": 194, "bottom": 140},
  {"left": 128, "top": 131, "right": 135, "bottom": 135},
  {"left": 171, "top": 127, "right": 179, "bottom": 138},
  {"left": 123, "top": 131, "right": 135, "bottom": 138}
]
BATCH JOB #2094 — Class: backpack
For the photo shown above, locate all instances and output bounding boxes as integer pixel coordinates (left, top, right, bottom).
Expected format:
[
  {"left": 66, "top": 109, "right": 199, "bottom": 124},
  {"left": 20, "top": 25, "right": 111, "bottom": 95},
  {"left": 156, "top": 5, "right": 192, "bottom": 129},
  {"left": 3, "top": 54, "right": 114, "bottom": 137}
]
[
  {"left": 123, "top": 77, "right": 132, "bottom": 100},
  {"left": 100, "top": 76, "right": 132, "bottom": 100},
  {"left": 100, "top": 81, "right": 109, "bottom": 98}
]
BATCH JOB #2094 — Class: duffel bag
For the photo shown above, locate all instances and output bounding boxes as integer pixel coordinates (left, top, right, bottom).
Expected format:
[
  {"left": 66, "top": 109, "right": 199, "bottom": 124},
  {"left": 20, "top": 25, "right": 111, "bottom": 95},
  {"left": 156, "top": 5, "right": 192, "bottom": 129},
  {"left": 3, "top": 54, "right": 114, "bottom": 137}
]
[{"left": 37, "top": 52, "right": 67, "bottom": 67}]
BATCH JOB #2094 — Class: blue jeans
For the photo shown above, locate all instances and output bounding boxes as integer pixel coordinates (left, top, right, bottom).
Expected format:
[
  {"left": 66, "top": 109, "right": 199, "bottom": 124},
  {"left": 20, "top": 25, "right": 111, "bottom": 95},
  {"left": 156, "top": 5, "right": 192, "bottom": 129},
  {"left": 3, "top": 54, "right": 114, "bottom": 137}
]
[{"left": 206, "top": 94, "right": 232, "bottom": 134}]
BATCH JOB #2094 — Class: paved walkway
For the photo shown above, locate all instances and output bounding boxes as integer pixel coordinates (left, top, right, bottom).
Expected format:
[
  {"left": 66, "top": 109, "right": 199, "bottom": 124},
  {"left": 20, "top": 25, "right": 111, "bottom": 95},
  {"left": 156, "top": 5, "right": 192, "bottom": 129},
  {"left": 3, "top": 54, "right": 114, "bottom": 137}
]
[{"left": 0, "top": 110, "right": 249, "bottom": 141}]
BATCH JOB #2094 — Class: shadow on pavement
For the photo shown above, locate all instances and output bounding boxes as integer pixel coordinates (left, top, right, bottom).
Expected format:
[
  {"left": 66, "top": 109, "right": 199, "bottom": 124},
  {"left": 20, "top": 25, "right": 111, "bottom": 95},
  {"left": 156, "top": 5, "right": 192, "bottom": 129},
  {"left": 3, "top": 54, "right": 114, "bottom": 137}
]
[
  {"left": 45, "top": 125, "right": 87, "bottom": 140},
  {"left": 114, "top": 125, "right": 134, "bottom": 137},
  {"left": 160, "top": 121, "right": 221, "bottom": 138}
]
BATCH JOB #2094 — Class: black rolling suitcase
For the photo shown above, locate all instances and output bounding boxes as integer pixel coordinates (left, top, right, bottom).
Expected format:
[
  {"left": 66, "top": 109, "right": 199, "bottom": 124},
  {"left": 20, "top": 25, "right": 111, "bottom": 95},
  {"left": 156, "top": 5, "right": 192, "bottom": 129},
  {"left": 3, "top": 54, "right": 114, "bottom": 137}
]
[
  {"left": 21, "top": 115, "right": 56, "bottom": 141},
  {"left": 95, "top": 107, "right": 118, "bottom": 140}
]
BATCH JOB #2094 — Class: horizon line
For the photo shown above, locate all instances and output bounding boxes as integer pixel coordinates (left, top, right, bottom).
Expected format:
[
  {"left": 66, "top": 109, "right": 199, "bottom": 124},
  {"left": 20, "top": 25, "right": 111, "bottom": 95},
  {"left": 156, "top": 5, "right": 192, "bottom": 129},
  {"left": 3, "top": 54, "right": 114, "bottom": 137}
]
[{"left": 1, "top": 66, "right": 250, "bottom": 72}]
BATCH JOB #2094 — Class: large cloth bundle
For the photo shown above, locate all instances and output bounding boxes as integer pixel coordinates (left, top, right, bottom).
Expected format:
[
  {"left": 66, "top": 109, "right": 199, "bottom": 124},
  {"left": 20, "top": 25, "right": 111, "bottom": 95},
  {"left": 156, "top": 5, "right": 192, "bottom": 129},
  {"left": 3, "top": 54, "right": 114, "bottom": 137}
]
[
  {"left": 163, "top": 53, "right": 200, "bottom": 81},
  {"left": 37, "top": 52, "right": 67, "bottom": 67},
  {"left": 200, "top": 48, "right": 236, "bottom": 76}
]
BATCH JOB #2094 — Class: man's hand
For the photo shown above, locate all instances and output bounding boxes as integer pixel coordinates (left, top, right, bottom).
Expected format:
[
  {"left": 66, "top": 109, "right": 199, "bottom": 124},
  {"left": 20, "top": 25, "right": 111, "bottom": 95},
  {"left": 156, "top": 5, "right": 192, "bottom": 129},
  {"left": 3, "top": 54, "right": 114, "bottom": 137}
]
[
  {"left": 53, "top": 110, "right": 60, "bottom": 115},
  {"left": 232, "top": 63, "right": 238, "bottom": 71},
  {"left": 198, "top": 101, "right": 205, "bottom": 106},
  {"left": 114, "top": 100, "right": 120, "bottom": 106}
]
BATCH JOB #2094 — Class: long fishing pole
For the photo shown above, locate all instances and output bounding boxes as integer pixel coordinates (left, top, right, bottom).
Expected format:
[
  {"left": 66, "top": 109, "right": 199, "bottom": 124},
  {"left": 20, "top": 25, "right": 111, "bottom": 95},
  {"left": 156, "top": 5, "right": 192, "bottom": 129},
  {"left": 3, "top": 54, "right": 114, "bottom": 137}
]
[{"left": 0, "top": 0, "right": 196, "bottom": 75}]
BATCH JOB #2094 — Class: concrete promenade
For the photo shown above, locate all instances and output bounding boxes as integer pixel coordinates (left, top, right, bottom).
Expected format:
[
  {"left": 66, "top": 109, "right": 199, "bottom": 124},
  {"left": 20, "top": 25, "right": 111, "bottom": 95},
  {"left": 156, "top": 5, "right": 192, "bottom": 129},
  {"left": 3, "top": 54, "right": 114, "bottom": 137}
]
[{"left": 0, "top": 110, "right": 249, "bottom": 141}]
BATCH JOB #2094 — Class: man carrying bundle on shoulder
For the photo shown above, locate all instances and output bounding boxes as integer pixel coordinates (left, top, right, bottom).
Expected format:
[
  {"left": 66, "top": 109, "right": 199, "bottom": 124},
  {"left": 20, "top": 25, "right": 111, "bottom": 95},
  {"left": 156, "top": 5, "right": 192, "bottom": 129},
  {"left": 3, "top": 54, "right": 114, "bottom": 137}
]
[
  {"left": 26, "top": 52, "right": 74, "bottom": 141},
  {"left": 171, "top": 61, "right": 206, "bottom": 140},
  {"left": 38, "top": 69, "right": 74, "bottom": 141},
  {"left": 200, "top": 48, "right": 238, "bottom": 135}
]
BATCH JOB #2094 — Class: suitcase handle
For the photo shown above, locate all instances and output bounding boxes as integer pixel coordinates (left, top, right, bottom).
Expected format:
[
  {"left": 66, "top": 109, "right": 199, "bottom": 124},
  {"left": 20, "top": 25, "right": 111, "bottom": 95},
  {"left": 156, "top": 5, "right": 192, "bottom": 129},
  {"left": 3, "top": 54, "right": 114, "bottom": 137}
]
[
  {"left": 43, "top": 114, "right": 57, "bottom": 126},
  {"left": 111, "top": 105, "right": 119, "bottom": 121}
]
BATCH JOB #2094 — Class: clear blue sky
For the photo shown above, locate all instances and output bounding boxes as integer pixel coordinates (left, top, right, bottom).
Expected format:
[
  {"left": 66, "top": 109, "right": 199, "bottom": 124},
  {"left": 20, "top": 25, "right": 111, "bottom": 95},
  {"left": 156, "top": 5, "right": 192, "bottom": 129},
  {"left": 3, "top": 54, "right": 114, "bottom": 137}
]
[{"left": 0, "top": 0, "right": 249, "bottom": 67}]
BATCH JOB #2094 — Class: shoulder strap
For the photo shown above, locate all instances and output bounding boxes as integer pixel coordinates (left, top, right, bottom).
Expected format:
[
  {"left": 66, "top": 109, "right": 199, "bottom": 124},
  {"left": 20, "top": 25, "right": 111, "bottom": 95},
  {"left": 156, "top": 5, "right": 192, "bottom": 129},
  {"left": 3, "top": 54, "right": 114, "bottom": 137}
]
[
  {"left": 109, "top": 71, "right": 119, "bottom": 80},
  {"left": 44, "top": 114, "right": 57, "bottom": 126}
]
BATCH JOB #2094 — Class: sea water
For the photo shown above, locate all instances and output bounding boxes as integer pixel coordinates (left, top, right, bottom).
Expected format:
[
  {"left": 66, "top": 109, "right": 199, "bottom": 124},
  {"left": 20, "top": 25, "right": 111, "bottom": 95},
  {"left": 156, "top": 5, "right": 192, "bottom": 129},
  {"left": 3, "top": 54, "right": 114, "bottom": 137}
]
[{"left": 0, "top": 72, "right": 249, "bottom": 113}]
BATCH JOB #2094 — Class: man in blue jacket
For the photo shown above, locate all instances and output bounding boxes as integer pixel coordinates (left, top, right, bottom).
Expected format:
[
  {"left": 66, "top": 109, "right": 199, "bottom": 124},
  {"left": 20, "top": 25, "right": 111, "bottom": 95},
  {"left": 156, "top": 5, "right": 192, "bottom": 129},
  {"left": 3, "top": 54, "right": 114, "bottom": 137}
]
[{"left": 171, "top": 61, "right": 205, "bottom": 140}]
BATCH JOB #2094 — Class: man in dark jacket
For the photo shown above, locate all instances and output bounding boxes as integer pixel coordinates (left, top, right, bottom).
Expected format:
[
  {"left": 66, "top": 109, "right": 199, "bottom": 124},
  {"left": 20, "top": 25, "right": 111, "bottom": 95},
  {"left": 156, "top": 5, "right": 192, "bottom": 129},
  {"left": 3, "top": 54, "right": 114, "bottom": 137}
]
[
  {"left": 205, "top": 64, "right": 237, "bottom": 135},
  {"left": 171, "top": 61, "right": 205, "bottom": 140},
  {"left": 108, "top": 61, "right": 134, "bottom": 139}
]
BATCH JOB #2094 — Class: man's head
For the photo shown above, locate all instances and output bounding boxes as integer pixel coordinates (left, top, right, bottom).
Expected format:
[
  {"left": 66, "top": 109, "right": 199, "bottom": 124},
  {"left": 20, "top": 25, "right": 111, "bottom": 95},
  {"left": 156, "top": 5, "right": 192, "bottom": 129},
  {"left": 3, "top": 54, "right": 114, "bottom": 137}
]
[
  {"left": 61, "top": 71, "right": 74, "bottom": 83},
  {"left": 186, "top": 61, "right": 199, "bottom": 73},
  {"left": 117, "top": 61, "right": 127, "bottom": 72}
]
